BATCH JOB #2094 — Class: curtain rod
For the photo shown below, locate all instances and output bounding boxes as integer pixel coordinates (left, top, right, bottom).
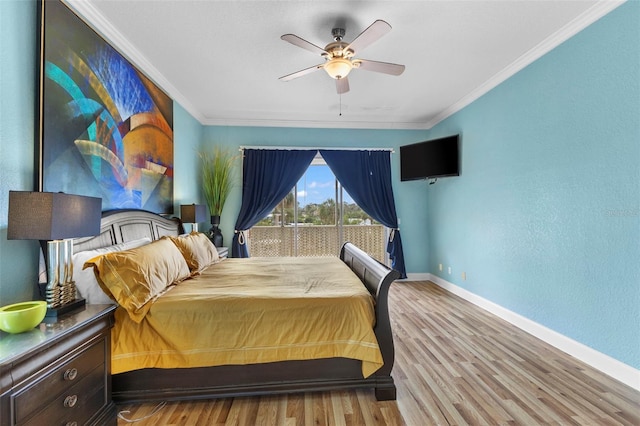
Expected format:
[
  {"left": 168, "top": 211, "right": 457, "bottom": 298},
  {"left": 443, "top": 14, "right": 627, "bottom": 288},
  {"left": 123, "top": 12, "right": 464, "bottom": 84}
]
[{"left": 239, "top": 145, "right": 394, "bottom": 153}]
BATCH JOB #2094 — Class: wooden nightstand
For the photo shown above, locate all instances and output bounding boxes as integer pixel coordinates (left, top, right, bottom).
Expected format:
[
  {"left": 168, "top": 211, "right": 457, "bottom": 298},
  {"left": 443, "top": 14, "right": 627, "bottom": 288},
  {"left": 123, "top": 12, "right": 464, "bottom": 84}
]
[{"left": 0, "top": 305, "right": 117, "bottom": 426}]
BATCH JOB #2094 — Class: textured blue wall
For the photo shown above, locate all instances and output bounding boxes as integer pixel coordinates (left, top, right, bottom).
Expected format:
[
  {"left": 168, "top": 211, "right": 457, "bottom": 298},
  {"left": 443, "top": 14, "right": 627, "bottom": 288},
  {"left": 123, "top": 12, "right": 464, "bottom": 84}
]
[
  {"left": 173, "top": 103, "right": 204, "bottom": 213},
  {"left": 0, "top": 0, "right": 38, "bottom": 306},
  {"left": 425, "top": 1, "right": 639, "bottom": 369},
  {"left": 201, "top": 126, "right": 429, "bottom": 273}
]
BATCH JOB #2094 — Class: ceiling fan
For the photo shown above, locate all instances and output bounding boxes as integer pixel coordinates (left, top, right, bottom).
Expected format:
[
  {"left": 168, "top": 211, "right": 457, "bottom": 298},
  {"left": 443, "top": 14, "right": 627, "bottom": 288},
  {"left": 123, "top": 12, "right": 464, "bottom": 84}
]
[{"left": 279, "top": 20, "right": 405, "bottom": 94}]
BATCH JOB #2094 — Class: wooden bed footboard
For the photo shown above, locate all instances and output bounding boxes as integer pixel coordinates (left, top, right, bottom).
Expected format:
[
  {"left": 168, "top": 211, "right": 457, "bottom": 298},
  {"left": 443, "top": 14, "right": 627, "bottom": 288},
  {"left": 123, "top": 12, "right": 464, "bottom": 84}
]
[
  {"left": 340, "top": 242, "right": 401, "bottom": 395},
  {"left": 75, "top": 210, "right": 400, "bottom": 403}
]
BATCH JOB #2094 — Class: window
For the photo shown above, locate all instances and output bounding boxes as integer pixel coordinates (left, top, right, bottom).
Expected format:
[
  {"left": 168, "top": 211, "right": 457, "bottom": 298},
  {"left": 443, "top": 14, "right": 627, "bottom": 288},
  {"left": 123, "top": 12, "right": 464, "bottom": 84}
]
[{"left": 249, "top": 155, "right": 387, "bottom": 262}]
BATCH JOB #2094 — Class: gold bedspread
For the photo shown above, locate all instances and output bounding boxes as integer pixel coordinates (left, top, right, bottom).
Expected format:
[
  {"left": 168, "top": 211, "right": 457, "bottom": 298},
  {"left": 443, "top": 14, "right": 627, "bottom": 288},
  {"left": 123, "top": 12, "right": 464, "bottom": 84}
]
[{"left": 111, "top": 257, "right": 383, "bottom": 377}]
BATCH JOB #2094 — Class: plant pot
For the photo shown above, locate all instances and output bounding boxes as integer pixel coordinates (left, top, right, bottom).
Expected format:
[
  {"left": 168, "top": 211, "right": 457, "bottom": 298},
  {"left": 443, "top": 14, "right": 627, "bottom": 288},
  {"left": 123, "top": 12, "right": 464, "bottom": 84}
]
[{"left": 209, "top": 215, "right": 223, "bottom": 247}]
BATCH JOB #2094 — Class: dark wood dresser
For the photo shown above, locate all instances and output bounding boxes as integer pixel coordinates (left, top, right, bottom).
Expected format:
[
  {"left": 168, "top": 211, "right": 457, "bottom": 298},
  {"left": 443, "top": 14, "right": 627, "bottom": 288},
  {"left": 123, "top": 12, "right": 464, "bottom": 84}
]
[{"left": 0, "top": 305, "right": 117, "bottom": 426}]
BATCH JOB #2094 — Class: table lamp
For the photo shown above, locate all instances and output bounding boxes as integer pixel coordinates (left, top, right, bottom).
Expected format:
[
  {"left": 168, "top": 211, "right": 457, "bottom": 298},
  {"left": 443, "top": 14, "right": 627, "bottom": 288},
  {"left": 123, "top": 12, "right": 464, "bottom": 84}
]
[
  {"left": 7, "top": 191, "right": 102, "bottom": 317},
  {"left": 180, "top": 204, "right": 207, "bottom": 232}
]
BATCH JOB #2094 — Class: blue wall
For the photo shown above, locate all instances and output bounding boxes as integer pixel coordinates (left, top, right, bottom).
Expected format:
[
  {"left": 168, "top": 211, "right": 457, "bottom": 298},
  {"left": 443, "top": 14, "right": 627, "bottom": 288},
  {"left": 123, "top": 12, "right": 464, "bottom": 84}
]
[
  {"left": 0, "top": 0, "right": 38, "bottom": 306},
  {"left": 201, "top": 126, "right": 429, "bottom": 272},
  {"left": 425, "top": 1, "right": 639, "bottom": 369},
  {"left": 173, "top": 103, "right": 204, "bottom": 212}
]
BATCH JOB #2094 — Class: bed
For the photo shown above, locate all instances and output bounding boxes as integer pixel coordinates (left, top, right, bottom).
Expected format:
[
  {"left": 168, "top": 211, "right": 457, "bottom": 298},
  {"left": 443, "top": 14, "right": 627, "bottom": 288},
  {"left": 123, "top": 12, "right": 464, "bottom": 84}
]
[{"left": 72, "top": 209, "right": 400, "bottom": 404}]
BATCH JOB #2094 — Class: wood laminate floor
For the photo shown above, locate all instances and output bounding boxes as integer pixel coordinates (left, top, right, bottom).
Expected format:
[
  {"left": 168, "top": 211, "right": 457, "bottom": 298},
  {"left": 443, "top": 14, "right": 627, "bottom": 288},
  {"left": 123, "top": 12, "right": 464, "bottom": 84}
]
[{"left": 116, "top": 281, "right": 639, "bottom": 425}]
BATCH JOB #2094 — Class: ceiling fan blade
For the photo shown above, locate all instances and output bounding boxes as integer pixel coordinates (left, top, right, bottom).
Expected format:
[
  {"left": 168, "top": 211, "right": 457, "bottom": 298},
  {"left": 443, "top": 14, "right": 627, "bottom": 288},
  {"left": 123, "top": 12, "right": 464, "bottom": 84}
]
[
  {"left": 279, "top": 64, "right": 324, "bottom": 81},
  {"left": 344, "top": 20, "right": 391, "bottom": 54},
  {"left": 355, "top": 59, "right": 405, "bottom": 76},
  {"left": 336, "top": 77, "right": 350, "bottom": 94},
  {"left": 281, "top": 34, "right": 327, "bottom": 55}
]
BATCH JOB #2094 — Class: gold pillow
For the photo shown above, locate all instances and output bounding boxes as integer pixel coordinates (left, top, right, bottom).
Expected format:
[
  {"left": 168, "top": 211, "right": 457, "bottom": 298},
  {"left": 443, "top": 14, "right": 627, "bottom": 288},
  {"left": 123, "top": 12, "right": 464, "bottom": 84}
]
[
  {"left": 84, "top": 238, "right": 191, "bottom": 322},
  {"left": 169, "top": 232, "right": 219, "bottom": 274}
]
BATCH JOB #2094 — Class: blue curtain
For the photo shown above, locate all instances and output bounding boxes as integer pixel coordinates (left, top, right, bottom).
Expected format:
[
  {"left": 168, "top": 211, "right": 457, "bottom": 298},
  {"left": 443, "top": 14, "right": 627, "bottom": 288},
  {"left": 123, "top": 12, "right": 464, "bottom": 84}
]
[
  {"left": 232, "top": 149, "right": 316, "bottom": 257},
  {"left": 320, "top": 150, "right": 407, "bottom": 278}
]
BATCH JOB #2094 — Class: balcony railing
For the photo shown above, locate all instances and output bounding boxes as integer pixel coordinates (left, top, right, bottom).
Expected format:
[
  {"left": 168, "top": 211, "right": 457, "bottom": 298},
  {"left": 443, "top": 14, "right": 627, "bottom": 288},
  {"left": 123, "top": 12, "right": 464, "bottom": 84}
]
[{"left": 247, "top": 225, "right": 387, "bottom": 263}]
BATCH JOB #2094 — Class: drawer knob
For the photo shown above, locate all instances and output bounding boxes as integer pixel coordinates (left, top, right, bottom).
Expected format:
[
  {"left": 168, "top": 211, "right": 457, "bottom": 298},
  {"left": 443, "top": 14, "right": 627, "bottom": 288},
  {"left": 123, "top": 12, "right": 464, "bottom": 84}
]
[
  {"left": 66, "top": 422, "right": 78, "bottom": 426},
  {"left": 63, "top": 394, "right": 78, "bottom": 408},
  {"left": 64, "top": 368, "right": 78, "bottom": 381}
]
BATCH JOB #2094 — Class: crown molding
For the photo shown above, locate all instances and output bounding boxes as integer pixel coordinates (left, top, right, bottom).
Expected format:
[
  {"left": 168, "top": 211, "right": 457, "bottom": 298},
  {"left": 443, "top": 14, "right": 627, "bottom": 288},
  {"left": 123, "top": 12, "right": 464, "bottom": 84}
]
[
  {"left": 62, "top": 0, "right": 206, "bottom": 124},
  {"left": 424, "top": 0, "right": 627, "bottom": 129},
  {"left": 200, "top": 116, "right": 431, "bottom": 130},
  {"left": 63, "top": 0, "right": 625, "bottom": 130}
]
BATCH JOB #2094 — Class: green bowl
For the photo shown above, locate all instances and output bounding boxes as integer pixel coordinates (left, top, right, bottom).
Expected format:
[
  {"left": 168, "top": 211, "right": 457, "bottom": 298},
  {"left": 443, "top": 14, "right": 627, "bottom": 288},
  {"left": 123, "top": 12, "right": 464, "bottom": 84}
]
[{"left": 0, "top": 301, "right": 47, "bottom": 334}]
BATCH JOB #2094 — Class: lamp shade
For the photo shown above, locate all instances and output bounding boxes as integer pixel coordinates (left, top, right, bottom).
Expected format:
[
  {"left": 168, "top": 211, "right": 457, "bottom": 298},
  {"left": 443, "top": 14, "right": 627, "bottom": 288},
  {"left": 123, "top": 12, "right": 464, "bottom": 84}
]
[
  {"left": 180, "top": 204, "right": 207, "bottom": 223},
  {"left": 324, "top": 58, "right": 353, "bottom": 80},
  {"left": 7, "top": 191, "right": 102, "bottom": 240}
]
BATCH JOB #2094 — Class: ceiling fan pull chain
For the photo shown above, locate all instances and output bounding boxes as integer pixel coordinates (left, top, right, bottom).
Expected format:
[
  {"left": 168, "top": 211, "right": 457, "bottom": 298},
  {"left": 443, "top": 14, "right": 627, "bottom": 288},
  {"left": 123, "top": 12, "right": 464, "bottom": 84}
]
[{"left": 339, "top": 93, "right": 342, "bottom": 117}]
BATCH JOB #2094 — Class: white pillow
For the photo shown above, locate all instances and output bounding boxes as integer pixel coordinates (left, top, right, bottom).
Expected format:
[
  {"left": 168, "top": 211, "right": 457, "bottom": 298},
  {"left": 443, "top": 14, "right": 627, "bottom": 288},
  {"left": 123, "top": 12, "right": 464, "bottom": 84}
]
[{"left": 73, "top": 237, "right": 152, "bottom": 304}]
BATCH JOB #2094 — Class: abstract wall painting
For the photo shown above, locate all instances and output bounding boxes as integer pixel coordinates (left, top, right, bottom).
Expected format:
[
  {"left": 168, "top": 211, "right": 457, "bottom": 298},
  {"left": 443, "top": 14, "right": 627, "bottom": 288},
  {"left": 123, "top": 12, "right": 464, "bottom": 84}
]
[{"left": 38, "top": 0, "right": 174, "bottom": 213}]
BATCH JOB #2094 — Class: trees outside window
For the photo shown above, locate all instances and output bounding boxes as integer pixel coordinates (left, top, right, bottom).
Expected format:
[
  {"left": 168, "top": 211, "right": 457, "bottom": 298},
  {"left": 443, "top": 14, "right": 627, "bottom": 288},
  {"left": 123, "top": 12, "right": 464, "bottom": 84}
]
[{"left": 250, "top": 160, "right": 385, "bottom": 262}]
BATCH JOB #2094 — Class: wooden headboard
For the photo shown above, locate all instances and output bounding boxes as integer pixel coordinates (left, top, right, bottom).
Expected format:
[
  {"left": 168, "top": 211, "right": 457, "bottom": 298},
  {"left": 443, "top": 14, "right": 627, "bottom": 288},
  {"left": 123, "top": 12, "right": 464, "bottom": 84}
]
[{"left": 74, "top": 209, "right": 184, "bottom": 253}]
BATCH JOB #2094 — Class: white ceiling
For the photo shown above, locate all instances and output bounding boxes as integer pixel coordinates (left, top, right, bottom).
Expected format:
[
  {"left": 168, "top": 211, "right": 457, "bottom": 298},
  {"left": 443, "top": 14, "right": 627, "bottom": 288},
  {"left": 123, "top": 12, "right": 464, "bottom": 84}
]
[{"left": 65, "top": 1, "right": 623, "bottom": 130}]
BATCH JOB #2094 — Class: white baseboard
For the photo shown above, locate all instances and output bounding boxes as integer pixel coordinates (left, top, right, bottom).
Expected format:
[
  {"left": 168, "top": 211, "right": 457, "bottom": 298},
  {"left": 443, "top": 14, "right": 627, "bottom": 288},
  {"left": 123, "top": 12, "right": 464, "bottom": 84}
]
[
  {"left": 420, "top": 274, "right": 640, "bottom": 392},
  {"left": 402, "top": 273, "right": 431, "bottom": 281}
]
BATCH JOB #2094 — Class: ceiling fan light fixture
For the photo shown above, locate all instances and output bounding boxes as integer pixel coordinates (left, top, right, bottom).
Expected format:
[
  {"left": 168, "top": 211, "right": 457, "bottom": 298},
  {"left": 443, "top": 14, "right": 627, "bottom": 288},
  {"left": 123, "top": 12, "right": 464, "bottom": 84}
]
[
  {"left": 324, "top": 58, "right": 353, "bottom": 80},
  {"left": 280, "top": 19, "right": 404, "bottom": 94}
]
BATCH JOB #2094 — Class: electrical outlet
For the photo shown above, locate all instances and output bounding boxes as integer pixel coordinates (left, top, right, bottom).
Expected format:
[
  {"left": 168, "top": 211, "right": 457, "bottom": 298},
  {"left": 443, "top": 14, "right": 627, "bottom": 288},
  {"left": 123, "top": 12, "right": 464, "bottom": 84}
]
[
  {"left": 448, "top": 266, "right": 452, "bottom": 274},
  {"left": 462, "top": 272, "right": 467, "bottom": 280},
  {"left": 439, "top": 263, "right": 443, "bottom": 272}
]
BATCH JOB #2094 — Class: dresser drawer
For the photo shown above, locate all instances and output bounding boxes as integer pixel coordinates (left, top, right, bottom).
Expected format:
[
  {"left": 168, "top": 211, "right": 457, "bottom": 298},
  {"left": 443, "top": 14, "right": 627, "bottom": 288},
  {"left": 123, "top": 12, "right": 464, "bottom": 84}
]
[
  {"left": 22, "top": 366, "right": 105, "bottom": 426},
  {"left": 13, "top": 339, "right": 105, "bottom": 424},
  {"left": 0, "top": 305, "right": 117, "bottom": 426}
]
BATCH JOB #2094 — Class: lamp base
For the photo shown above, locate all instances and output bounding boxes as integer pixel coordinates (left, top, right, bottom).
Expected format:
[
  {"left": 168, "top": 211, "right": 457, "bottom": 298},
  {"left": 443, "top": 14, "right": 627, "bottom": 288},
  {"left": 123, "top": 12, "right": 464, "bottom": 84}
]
[{"left": 45, "top": 298, "right": 86, "bottom": 318}]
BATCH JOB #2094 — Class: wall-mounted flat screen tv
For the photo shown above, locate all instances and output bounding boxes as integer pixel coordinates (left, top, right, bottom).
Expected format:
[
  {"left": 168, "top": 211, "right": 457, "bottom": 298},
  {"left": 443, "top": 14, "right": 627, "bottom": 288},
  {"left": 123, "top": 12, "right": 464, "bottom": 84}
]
[{"left": 400, "top": 134, "right": 460, "bottom": 181}]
